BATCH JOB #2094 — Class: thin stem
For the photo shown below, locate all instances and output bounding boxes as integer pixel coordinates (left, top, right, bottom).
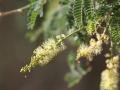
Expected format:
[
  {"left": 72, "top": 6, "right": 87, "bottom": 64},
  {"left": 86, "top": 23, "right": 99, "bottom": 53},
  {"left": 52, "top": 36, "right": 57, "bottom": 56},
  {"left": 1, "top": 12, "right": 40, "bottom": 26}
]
[
  {"left": 0, "top": 2, "right": 35, "bottom": 17},
  {"left": 57, "top": 28, "right": 81, "bottom": 45},
  {"left": 65, "top": 29, "right": 81, "bottom": 39}
]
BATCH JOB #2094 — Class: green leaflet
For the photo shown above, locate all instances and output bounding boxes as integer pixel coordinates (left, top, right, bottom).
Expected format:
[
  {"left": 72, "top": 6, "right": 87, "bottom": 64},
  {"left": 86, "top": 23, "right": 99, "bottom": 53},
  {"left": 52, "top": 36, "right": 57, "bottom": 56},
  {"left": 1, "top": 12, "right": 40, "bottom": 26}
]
[
  {"left": 27, "top": 0, "right": 47, "bottom": 30},
  {"left": 43, "top": 6, "right": 69, "bottom": 39},
  {"left": 110, "top": 9, "right": 120, "bottom": 52},
  {"left": 65, "top": 52, "right": 90, "bottom": 88},
  {"left": 27, "top": 11, "right": 38, "bottom": 30},
  {"left": 65, "top": 69, "right": 84, "bottom": 88},
  {"left": 86, "top": 20, "right": 95, "bottom": 35},
  {"left": 111, "top": 26, "right": 120, "bottom": 52},
  {"left": 111, "top": 27, "right": 120, "bottom": 44},
  {"left": 65, "top": 52, "right": 82, "bottom": 88},
  {"left": 73, "top": 0, "right": 95, "bottom": 28},
  {"left": 84, "top": 0, "right": 94, "bottom": 19},
  {"left": 97, "top": 5, "right": 111, "bottom": 17},
  {"left": 73, "top": 0, "right": 83, "bottom": 28}
]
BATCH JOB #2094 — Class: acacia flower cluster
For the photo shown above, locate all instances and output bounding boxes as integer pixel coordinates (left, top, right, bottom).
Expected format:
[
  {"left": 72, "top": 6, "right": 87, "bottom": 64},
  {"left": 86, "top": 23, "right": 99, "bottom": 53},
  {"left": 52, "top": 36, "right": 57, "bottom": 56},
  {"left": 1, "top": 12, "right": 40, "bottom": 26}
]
[
  {"left": 20, "top": 34, "right": 66, "bottom": 73},
  {"left": 76, "top": 33, "right": 109, "bottom": 61},
  {"left": 100, "top": 56, "right": 120, "bottom": 90}
]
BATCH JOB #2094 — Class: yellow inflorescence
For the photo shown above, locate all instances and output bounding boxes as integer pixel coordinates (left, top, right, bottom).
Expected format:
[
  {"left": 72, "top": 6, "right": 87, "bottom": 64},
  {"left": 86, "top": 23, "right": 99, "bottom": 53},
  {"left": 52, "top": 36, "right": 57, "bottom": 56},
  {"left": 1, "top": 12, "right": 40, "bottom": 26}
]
[
  {"left": 100, "top": 56, "right": 119, "bottom": 90},
  {"left": 76, "top": 43, "right": 94, "bottom": 61},
  {"left": 76, "top": 33, "right": 109, "bottom": 61},
  {"left": 20, "top": 34, "right": 66, "bottom": 73}
]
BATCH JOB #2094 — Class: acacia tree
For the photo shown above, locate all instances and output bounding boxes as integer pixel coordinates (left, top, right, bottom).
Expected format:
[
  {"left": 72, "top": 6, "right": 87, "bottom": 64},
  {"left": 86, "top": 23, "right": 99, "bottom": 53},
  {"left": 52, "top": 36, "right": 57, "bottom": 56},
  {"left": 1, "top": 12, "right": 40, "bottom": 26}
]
[{"left": 1, "top": 0, "right": 120, "bottom": 90}]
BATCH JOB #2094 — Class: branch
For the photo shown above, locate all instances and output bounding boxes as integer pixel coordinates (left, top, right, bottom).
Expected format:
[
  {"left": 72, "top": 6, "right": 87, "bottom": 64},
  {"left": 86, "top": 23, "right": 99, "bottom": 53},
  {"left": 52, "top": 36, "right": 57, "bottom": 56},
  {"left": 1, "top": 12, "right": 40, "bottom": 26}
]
[
  {"left": 0, "top": 2, "right": 35, "bottom": 17},
  {"left": 57, "top": 28, "right": 82, "bottom": 45}
]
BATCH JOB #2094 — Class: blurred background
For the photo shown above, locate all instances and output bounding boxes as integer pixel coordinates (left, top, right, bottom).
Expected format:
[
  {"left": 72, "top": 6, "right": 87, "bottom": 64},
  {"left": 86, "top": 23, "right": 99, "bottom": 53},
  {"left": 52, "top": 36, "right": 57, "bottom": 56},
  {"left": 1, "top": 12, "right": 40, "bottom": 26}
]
[{"left": 0, "top": 0, "right": 105, "bottom": 90}]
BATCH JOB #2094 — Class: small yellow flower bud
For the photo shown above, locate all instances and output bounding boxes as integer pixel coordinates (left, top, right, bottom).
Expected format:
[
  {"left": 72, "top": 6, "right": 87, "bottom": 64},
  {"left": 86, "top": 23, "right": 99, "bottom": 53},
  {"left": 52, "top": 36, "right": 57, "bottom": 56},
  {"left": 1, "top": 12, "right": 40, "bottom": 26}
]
[{"left": 105, "top": 53, "right": 111, "bottom": 58}]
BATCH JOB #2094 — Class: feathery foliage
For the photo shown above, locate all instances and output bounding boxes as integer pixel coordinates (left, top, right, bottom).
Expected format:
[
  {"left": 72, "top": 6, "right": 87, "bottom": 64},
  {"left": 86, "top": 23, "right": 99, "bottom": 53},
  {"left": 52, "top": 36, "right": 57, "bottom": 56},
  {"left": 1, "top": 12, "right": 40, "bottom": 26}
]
[
  {"left": 20, "top": 0, "right": 120, "bottom": 89},
  {"left": 73, "top": 0, "right": 83, "bottom": 27},
  {"left": 65, "top": 52, "right": 91, "bottom": 88},
  {"left": 27, "top": 0, "right": 48, "bottom": 30}
]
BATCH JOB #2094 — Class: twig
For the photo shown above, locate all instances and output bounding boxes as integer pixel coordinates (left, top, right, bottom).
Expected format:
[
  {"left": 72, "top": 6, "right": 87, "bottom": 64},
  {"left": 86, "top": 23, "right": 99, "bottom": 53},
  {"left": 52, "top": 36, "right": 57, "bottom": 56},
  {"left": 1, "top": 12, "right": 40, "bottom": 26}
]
[
  {"left": 0, "top": 2, "right": 35, "bottom": 17},
  {"left": 57, "top": 28, "right": 82, "bottom": 45}
]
